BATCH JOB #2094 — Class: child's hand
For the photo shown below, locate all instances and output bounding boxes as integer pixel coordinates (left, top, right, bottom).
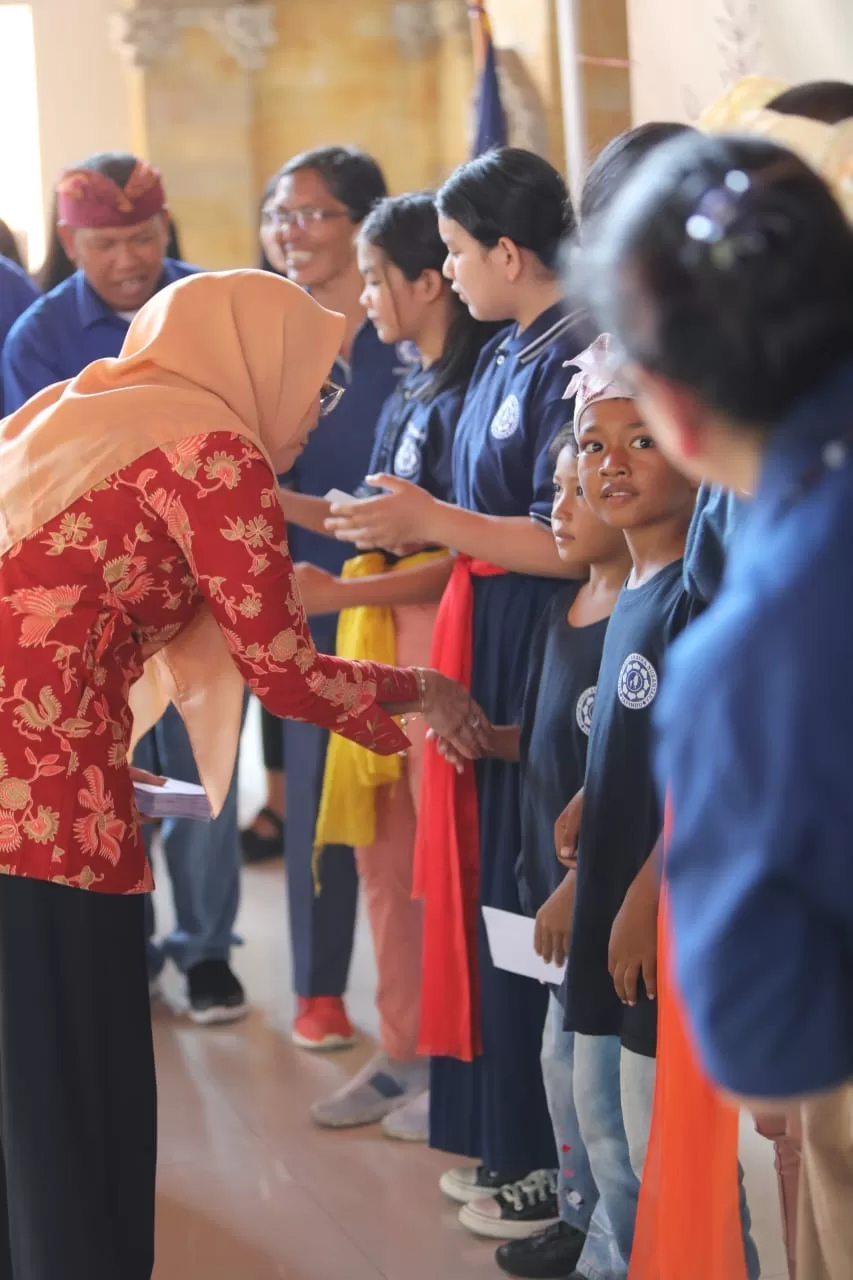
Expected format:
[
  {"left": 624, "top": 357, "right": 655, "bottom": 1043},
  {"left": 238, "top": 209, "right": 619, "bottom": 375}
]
[
  {"left": 427, "top": 730, "right": 469, "bottom": 773},
  {"left": 534, "top": 874, "right": 576, "bottom": 967},
  {"left": 293, "top": 562, "right": 341, "bottom": 616},
  {"left": 608, "top": 868, "right": 659, "bottom": 1006},
  {"left": 554, "top": 787, "right": 584, "bottom": 866}
]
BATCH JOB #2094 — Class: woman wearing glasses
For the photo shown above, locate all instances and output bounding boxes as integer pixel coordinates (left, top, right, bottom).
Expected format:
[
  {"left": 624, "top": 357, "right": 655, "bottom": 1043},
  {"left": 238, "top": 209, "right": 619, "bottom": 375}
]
[
  {"left": 264, "top": 147, "right": 419, "bottom": 1052},
  {"left": 0, "top": 269, "right": 487, "bottom": 1280}
]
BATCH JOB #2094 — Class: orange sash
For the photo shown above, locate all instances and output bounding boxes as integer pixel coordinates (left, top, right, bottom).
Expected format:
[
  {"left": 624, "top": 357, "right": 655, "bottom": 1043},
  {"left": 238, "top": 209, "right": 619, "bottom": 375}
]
[
  {"left": 630, "top": 799, "right": 747, "bottom": 1280},
  {"left": 414, "top": 553, "right": 506, "bottom": 1062}
]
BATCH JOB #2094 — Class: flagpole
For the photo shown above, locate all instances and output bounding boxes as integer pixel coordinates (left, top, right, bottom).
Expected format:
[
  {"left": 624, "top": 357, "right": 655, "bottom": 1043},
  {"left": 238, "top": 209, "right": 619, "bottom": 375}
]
[{"left": 555, "top": 0, "right": 587, "bottom": 204}]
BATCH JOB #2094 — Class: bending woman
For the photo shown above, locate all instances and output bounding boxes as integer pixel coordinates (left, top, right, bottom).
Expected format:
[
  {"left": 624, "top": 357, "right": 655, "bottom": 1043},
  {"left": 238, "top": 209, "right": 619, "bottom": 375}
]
[{"left": 0, "top": 269, "right": 485, "bottom": 1280}]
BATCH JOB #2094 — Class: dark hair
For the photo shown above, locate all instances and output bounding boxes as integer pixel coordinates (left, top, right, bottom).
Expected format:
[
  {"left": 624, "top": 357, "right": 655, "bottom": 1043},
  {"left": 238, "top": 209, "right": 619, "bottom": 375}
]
[
  {"left": 581, "top": 123, "right": 695, "bottom": 227},
  {"left": 359, "top": 192, "right": 501, "bottom": 397},
  {"left": 437, "top": 147, "right": 574, "bottom": 271},
  {"left": 257, "top": 174, "right": 279, "bottom": 272},
  {"left": 0, "top": 219, "right": 25, "bottom": 269},
  {"left": 278, "top": 146, "right": 387, "bottom": 224},
  {"left": 166, "top": 220, "right": 182, "bottom": 261},
  {"left": 769, "top": 81, "right": 853, "bottom": 125},
  {"left": 71, "top": 151, "right": 139, "bottom": 187},
  {"left": 550, "top": 422, "right": 579, "bottom": 461},
  {"left": 583, "top": 131, "right": 853, "bottom": 427}
]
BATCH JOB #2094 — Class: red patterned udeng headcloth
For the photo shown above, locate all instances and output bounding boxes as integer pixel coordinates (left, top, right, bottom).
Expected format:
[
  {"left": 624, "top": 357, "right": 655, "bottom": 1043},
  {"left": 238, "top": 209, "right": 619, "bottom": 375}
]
[{"left": 56, "top": 159, "right": 166, "bottom": 230}]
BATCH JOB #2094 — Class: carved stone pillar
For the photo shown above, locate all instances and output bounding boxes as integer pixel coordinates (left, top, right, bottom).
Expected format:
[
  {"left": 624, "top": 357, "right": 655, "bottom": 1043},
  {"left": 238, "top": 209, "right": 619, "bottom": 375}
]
[{"left": 109, "top": 4, "right": 277, "bottom": 268}]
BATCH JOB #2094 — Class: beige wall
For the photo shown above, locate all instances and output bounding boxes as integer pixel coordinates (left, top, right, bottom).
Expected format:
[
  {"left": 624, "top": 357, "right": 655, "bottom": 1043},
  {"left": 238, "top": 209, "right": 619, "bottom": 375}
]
[
  {"left": 19, "top": 0, "right": 132, "bottom": 205},
  {"left": 628, "top": 0, "right": 853, "bottom": 124}
]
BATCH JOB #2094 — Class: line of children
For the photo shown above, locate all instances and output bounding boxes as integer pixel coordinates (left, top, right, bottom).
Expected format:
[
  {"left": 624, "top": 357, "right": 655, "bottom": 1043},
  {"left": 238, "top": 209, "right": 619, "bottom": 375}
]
[{"left": 327, "top": 147, "right": 588, "bottom": 1239}]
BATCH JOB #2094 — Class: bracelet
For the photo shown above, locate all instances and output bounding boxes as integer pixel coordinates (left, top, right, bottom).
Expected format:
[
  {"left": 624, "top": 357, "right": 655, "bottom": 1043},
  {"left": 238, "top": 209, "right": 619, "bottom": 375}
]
[{"left": 414, "top": 667, "right": 428, "bottom": 715}]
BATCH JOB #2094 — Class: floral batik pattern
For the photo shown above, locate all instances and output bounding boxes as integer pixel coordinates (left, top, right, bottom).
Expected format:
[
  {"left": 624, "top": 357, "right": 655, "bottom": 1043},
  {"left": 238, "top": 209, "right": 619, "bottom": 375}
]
[{"left": 0, "top": 434, "right": 416, "bottom": 894}]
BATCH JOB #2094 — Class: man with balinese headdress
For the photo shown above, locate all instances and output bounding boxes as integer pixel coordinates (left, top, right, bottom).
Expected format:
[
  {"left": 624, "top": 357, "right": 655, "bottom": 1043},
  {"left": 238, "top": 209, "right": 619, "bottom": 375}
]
[
  {"left": 1, "top": 153, "right": 251, "bottom": 1028},
  {"left": 632, "top": 78, "right": 853, "bottom": 1280}
]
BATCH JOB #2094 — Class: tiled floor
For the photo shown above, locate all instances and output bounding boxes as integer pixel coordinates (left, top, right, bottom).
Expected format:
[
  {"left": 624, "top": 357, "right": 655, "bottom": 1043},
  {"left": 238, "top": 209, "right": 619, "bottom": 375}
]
[{"left": 148, "top": 706, "right": 789, "bottom": 1278}]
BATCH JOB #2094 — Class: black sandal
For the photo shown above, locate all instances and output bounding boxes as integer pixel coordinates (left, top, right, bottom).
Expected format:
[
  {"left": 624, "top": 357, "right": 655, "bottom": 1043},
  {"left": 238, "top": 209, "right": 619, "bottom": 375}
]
[{"left": 240, "top": 807, "right": 285, "bottom": 865}]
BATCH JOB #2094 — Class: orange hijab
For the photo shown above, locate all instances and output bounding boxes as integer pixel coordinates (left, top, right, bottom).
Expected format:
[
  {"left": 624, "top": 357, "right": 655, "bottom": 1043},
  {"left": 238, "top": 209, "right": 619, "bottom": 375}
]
[{"left": 0, "top": 270, "right": 345, "bottom": 814}]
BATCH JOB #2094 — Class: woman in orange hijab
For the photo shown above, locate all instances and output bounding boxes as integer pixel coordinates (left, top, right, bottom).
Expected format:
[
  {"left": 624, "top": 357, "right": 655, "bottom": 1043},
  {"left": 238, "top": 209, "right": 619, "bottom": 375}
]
[{"left": 0, "top": 269, "right": 487, "bottom": 1280}]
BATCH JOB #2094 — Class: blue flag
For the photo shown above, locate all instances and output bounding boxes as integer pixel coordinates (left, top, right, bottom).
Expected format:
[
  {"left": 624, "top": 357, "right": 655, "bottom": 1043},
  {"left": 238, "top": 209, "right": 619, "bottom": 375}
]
[{"left": 470, "top": 3, "right": 508, "bottom": 156}]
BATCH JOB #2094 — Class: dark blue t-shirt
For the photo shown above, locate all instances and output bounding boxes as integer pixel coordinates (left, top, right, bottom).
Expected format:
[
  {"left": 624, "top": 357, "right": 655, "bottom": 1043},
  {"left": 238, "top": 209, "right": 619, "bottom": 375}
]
[
  {"left": 453, "top": 303, "right": 578, "bottom": 519},
  {"left": 2, "top": 259, "right": 198, "bottom": 412},
  {"left": 683, "top": 484, "right": 746, "bottom": 603},
  {"left": 517, "top": 584, "right": 609, "bottom": 935},
  {"left": 565, "top": 561, "right": 702, "bottom": 1056},
  {"left": 359, "top": 364, "right": 460, "bottom": 503},
  {"left": 284, "top": 324, "right": 407, "bottom": 574}
]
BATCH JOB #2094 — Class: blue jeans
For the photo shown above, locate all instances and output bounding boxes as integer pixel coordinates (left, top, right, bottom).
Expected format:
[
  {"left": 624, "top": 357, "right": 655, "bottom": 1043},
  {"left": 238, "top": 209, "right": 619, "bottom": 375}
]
[
  {"left": 138, "top": 705, "right": 241, "bottom": 976},
  {"left": 572, "top": 1034, "right": 761, "bottom": 1280},
  {"left": 541, "top": 995, "right": 598, "bottom": 1234}
]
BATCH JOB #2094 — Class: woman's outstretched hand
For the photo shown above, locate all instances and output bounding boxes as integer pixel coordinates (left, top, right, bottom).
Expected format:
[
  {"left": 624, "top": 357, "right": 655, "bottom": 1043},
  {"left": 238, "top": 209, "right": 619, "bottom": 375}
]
[{"left": 418, "top": 670, "right": 492, "bottom": 761}]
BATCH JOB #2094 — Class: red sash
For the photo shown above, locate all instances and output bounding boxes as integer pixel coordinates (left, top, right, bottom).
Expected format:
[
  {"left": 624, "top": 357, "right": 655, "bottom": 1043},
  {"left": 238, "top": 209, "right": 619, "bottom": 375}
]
[{"left": 414, "top": 554, "right": 506, "bottom": 1062}]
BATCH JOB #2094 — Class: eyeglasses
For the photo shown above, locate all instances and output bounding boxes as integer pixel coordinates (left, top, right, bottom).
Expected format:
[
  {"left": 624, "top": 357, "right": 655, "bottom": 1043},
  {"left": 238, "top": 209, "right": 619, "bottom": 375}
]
[
  {"left": 264, "top": 207, "right": 350, "bottom": 232},
  {"left": 320, "top": 378, "right": 346, "bottom": 417}
]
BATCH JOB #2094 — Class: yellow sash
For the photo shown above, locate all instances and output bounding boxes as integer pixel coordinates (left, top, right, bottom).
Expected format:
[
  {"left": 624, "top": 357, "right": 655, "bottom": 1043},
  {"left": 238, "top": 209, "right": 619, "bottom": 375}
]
[{"left": 313, "top": 549, "right": 448, "bottom": 877}]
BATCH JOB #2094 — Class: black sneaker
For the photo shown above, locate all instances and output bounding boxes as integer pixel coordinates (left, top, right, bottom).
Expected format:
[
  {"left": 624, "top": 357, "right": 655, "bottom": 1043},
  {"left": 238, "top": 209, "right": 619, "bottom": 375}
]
[
  {"left": 495, "top": 1220, "right": 586, "bottom": 1277},
  {"left": 458, "top": 1169, "right": 561, "bottom": 1240},
  {"left": 187, "top": 959, "right": 248, "bottom": 1026}
]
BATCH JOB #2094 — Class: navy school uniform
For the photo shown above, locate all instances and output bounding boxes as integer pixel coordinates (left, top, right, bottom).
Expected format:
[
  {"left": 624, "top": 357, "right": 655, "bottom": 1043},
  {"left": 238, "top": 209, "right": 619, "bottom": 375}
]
[
  {"left": 283, "top": 326, "right": 409, "bottom": 998},
  {"left": 659, "top": 361, "right": 853, "bottom": 1100},
  {"left": 1, "top": 260, "right": 198, "bottom": 413},
  {"left": 517, "top": 585, "right": 609, "bottom": 930},
  {"left": 564, "top": 562, "right": 702, "bottom": 1057},
  {"left": 358, "top": 363, "right": 459, "bottom": 504},
  {"left": 683, "top": 484, "right": 746, "bottom": 604},
  {"left": 0, "top": 256, "right": 39, "bottom": 413},
  {"left": 430, "top": 302, "right": 581, "bottom": 1176}
]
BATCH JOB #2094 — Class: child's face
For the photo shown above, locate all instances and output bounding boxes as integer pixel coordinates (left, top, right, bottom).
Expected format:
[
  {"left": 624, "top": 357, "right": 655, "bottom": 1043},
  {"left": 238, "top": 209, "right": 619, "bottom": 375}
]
[
  {"left": 358, "top": 241, "right": 409, "bottom": 344},
  {"left": 576, "top": 398, "right": 696, "bottom": 531},
  {"left": 551, "top": 445, "right": 628, "bottom": 566}
]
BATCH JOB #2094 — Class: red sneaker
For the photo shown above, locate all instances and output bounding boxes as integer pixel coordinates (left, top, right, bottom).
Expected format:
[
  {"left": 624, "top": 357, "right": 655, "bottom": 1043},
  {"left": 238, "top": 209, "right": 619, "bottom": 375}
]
[{"left": 292, "top": 996, "right": 356, "bottom": 1051}]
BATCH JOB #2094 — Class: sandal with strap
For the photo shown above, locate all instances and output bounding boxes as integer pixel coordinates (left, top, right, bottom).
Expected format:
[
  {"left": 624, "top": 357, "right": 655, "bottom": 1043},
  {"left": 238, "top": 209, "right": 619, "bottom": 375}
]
[{"left": 240, "top": 806, "right": 285, "bottom": 865}]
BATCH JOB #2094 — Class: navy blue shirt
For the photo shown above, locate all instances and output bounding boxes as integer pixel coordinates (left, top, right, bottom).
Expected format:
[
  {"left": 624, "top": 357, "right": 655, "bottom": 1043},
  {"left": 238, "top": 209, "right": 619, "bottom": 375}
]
[
  {"left": 566, "top": 562, "right": 702, "bottom": 1057},
  {"left": 0, "top": 255, "right": 39, "bottom": 411},
  {"left": 517, "top": 585, "right": 608, "bottom": 929},
  {"left": 453, "top": 304, "right": 578, "bottom": 519},
  {"left": 284, "top": 324, "right": 406, "bottom": 574},
  {"left": 2, "top": 259, "right": 198, "bottom": 413},
  {"left": 683, "top": 484, "right": 746, "bottom": 603},
  {"left": 658, "top": 361, "right": 853, "bottom": 1100},
  {"left": 359, "top": 364, "right": 460, "bottom": 504}
]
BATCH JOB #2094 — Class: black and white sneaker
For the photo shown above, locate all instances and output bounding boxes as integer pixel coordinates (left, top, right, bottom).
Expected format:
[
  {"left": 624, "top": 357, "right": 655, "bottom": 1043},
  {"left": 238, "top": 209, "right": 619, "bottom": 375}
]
[
  {"left": 439, "top": 1164, "right": 528, "bottom": 1205},
  {"left": 459, "top": 1169, "right": 561, "bottom": 1240},
  {"left": 187, "top": 959, "right": 248, "bottom": 1026}
]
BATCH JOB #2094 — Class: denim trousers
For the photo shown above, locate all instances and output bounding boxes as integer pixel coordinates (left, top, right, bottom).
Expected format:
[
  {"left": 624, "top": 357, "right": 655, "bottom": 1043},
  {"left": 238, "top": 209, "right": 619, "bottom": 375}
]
[
  {"left": 567, "top": 1031, "right": 760, "bottom": 1280},
  {"left": 137, "top": 704, "right": 242, "bottom": 976}
]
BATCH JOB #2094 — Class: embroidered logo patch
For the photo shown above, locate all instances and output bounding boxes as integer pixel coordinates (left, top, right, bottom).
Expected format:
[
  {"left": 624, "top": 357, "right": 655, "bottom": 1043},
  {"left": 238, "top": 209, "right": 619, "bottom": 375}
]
[
  {"left": 575, "top": 686, "right": 596, "bottom": 735},
  {"left": 617, "top": 653, "right": 658, "bottom": 711},
  {"left": 394, "top": 427, "right": 422, "bottom": 479},
  {"left": 490, "top": 394, "right": 521, "bottom": 440}
]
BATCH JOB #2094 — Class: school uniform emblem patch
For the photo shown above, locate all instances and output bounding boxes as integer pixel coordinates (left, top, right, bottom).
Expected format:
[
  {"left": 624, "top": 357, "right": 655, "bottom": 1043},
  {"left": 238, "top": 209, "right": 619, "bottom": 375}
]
[
  {"left": 394, "top": 427, "right": 422, "bottom": 479},
  {"left": 576, "top": 686, "right": 596, "bottom": 735},
  {"left": 617, "top": 653, "right": 658, "bottom": 711},
  {"left": 490, "top": 394, "right": 521, "bottom": 440}
]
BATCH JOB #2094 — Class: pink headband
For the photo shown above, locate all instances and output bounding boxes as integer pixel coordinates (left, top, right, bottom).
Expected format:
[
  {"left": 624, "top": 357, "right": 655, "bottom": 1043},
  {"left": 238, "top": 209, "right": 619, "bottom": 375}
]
[
  {"left": 57, "top": 160, "right": 166, "bottom": 230},
  {"left": 563, "top": 334, "right": 635, "bottom": 433}
]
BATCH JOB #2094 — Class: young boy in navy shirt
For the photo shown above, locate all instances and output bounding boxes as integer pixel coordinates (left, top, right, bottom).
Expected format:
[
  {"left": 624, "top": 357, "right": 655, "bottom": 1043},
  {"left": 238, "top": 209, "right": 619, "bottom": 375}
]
[{"left": 553, "top": 336, "right": 700, "bottom": 1280}]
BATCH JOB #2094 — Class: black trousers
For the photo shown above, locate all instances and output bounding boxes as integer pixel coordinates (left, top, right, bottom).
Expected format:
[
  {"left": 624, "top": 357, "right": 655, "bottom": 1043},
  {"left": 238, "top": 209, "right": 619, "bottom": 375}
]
[
  {"left": 261, "top": 706, "right": 284, "bottom": 772},
  {"left": 0, "top": 876, "right": 156, "bottom": 1280}
]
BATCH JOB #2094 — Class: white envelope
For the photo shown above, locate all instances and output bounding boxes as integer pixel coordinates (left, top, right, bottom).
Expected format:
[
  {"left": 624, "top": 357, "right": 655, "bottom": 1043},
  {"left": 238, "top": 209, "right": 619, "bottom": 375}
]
[
  {"left": 134, "top": 778, "right": 212, "bottom": 822},
  {"left": 482, "top": 906, "right": 568, "bottom": 985}
]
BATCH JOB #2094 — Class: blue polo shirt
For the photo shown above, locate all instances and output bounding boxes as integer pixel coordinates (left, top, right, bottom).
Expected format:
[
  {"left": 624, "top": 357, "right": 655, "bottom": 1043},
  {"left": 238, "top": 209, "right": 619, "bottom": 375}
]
[
  {"left": 657, "top": 360, "right": 853, "bottom": 1100},
  {"left": 453, "top": 303, "right": 579, "bottom": 519},
  {"left": 683, "top": 484, "right": 747, "bottom": 603},
  {"left": 0, "top": 255, "right": 39, "bottom": 410},
  {"left": 284, "top": 322, "right": 407, "bottom": 574},
  {"left": 360, "top": 364, "right": 460, "bottom": 503},
  {"left": 2, "top": 258, "right": 198, "bottom": 413}
]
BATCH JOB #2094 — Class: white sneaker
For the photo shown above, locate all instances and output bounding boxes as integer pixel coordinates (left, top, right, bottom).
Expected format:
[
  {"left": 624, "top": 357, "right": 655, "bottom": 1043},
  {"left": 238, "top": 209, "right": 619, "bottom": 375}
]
[
  {"left": 439, "top": 1164, "right": 516, "bottom": 1205},
  {"left": 381, "top": 1088, "right": 429, "bottom": 1142}
]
